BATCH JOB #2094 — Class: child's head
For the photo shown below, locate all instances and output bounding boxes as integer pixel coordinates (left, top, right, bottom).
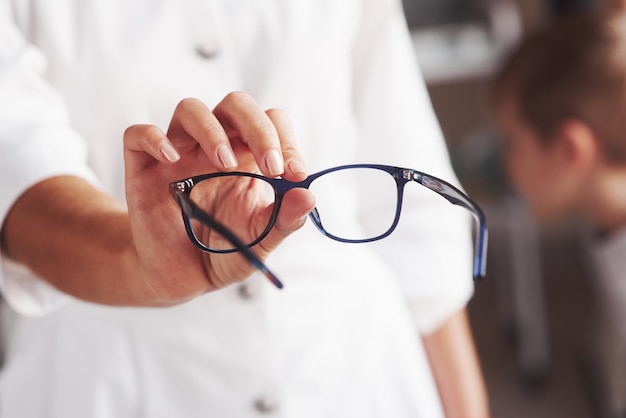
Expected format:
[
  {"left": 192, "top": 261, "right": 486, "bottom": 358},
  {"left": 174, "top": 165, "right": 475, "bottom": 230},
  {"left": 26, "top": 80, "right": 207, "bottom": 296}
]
[{"left": 491, "top": 12, "right": 626, "bottom": 222}]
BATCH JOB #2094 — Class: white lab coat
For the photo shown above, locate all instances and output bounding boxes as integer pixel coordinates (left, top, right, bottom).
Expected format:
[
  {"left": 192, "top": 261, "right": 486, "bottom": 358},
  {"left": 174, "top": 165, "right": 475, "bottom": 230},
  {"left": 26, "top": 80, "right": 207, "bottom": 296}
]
[{"left": 0, "top": 1, "right": 474, "bottom": 417}]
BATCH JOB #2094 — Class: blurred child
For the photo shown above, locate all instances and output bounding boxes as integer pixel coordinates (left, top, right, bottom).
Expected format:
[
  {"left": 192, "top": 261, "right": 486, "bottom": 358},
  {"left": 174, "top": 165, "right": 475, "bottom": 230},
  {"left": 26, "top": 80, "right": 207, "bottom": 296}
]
[
  {"left": 490, "top": 8, "right": 626, "bottom": 354},
  {"left": 492, "top": 11, "right": 626, "bottom": 230}
]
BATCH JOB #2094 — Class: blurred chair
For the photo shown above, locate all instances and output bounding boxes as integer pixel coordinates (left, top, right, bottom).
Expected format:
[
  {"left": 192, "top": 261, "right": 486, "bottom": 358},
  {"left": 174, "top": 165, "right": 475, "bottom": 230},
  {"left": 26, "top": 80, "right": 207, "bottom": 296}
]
[
  {"left": 488, "top": 194, "right": 550, "bottom": 383},
  {"left": 579, "top": 235, "right": 626, "bottom": 418}
]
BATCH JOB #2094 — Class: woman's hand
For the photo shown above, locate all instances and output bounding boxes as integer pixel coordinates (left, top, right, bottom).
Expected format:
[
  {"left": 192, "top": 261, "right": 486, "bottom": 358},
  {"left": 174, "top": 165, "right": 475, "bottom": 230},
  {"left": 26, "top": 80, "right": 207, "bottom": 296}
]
[
  {"left": 1, "top": 93, "right": 314, "bottom": 307},
  {"left": 123, "top": 93, "right": 315, "bottom": 304}
]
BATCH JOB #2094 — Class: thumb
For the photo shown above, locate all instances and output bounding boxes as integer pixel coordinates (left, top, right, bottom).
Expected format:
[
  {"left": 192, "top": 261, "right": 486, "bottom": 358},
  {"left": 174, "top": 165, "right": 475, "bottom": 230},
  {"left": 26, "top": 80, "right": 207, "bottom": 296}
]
[{"left": 257, "top": 188, "right": 315, "bottom": 254}]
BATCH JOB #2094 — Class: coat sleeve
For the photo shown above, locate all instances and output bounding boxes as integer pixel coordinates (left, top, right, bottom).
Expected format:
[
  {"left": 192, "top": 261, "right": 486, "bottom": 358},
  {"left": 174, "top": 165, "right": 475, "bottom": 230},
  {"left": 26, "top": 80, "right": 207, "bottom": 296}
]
[
  {"left": 351, "top": 0, "right": 475, "bottom": 335},
  {"left": 0, "top": 5, "right": 100, "bottom": 316}
]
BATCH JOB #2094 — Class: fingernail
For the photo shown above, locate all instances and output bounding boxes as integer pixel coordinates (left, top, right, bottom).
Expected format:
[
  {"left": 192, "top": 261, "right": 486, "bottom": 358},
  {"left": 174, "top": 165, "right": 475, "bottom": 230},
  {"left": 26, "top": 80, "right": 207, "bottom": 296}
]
[
  {"left": 217, "top": 145, "right": 237, "bottom": 169},
  {"left": 265, "top": 149, "right": 284, "bottom": 176},
  {"left": 160, "top": 141, "right": 180, "bottom": 162},
  {"left": 288, "top": 159, "right": 307, "bottom": 176}
]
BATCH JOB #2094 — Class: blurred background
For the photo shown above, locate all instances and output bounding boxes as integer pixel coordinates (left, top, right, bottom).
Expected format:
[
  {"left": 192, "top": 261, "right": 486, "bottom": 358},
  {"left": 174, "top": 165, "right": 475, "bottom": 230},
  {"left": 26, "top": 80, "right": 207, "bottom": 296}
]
[{"left": 401, "top": 0, "right": 624, "bottom": 417}]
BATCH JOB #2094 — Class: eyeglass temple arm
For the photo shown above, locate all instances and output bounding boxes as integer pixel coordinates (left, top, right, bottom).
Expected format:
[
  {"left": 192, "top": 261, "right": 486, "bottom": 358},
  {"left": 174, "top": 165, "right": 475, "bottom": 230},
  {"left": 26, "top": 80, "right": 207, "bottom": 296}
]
[
  {"left": 169, "top": 187, "right": 283, "bottom": 289},
  {"left": 407, "top": 170, "right": 488, "bottom": 280}
]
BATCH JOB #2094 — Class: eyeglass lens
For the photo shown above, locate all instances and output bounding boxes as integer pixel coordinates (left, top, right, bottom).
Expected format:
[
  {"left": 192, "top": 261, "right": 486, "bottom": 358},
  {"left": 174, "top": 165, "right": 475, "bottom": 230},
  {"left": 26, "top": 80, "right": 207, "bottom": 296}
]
[
  {"left": 307, "top": 166, "right": 398, "bottom": 241},
  {"left": 188, "top": 175, "right": 276, "bottom": 251}
]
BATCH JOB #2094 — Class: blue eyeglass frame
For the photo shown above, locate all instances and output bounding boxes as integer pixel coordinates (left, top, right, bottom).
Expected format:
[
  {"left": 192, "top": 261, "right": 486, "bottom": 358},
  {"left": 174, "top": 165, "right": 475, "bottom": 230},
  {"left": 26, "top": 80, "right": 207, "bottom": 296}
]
[{"left": 169, "top": 164, "right": 488, "bottom": 285}]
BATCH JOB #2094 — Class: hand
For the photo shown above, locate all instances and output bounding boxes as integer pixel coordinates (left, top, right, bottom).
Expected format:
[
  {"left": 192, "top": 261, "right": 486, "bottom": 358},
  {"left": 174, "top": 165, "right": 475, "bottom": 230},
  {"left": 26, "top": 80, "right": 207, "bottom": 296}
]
[{"left": 123, "top": 93, "right": 315, "bottom": 304}]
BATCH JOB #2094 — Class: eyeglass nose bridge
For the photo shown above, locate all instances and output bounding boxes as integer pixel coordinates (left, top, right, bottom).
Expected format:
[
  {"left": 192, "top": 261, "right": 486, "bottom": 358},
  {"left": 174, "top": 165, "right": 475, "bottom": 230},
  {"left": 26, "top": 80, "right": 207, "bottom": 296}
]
[{"left": 263, "top": 180, "right": 329, "bottom": 243}]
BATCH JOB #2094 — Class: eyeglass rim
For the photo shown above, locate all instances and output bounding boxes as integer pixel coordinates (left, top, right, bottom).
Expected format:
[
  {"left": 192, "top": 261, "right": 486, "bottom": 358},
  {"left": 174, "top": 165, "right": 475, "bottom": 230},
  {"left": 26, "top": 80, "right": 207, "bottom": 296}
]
[
  {"left": 169, "top": 163, "right": 488, "bottom": 280},
  {"left": 168, "top": 186, "right": 283, "bottom": 288}
]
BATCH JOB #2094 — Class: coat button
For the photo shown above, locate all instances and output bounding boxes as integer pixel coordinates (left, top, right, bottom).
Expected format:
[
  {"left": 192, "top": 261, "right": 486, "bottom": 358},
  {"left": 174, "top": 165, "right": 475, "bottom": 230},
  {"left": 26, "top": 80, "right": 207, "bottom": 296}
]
[
  {"left": 254, "top": 395, "right": 278, "bottom": 414},
  {"left": 195, "top": 42, "right": 219, "bottom": 59},
  {"left": 238, "top": 280, "right": 258, "bottom": 300}
]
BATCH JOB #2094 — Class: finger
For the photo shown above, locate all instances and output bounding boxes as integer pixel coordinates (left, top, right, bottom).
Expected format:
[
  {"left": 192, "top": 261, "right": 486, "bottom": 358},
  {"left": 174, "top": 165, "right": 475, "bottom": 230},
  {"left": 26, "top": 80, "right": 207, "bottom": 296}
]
[
  {"left": 213, "top": 92, "right": 285, "bottom": 177},
  {"left": 168, "top": 98, "right": 238, "bottom": 171},
  {"left": 123, "top": 124, "right": 179, "bottom": 175},
  {"left": 265, "top": 108, "right": 308, "bottom": 182},
  {"left": 256, "top": 188, "right": 316, "bottom": 254}
]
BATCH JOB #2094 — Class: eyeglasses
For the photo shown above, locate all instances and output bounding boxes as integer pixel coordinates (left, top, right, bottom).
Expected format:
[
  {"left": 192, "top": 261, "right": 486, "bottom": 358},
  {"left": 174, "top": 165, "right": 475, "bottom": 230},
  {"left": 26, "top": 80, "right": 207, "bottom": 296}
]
[{"left": 169, "top": 164, "right": 488, "bottom": 289}]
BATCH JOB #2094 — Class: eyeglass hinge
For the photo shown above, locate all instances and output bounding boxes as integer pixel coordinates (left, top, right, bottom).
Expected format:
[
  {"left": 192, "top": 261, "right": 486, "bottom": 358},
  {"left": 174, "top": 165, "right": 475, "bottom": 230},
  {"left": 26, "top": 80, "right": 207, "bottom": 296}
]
[
  {"left": 174, "top": 179, "right": 194, "bottom": 192},
  {"left": 403, "top": 169, "right": 439, "bottom": 190},
  {"left": 402, "top": 169, "right": 417, "bottom": 181}
]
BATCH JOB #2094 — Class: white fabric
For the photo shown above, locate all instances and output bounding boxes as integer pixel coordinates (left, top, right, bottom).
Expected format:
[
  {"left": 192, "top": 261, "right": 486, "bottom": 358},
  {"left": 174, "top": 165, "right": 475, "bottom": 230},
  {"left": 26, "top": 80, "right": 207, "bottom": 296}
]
[{"left": 0, "top": 1, "right": 474, "bottom": 417}]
